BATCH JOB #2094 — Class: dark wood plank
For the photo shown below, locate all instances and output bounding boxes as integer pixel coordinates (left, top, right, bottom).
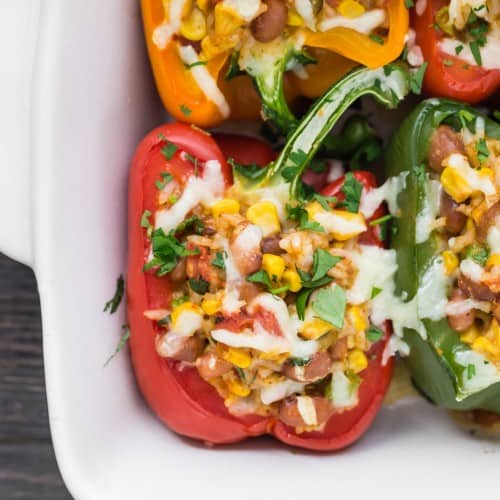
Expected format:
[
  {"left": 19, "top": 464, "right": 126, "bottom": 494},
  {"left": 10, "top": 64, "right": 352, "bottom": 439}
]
[{"left": 0, "top": 253, "right": 72, "bottom": 499}]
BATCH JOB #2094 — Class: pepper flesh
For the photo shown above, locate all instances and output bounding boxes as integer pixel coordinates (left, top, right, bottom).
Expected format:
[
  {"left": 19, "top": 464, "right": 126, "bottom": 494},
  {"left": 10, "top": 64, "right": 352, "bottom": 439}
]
[
  {"left": 386, "top": 98, "right": 500, "bottom": 412},
  {"left": 413, "top": 0, "right": 500, "bottom": 104},
  {"left": 141, "top": 0, "right": 408, "bottom": 127}
]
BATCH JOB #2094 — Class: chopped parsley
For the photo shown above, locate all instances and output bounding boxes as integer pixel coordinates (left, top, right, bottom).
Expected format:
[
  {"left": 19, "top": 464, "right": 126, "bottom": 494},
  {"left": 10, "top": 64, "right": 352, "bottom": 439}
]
[
  {"left": 185, "top": 60, "right": 207, "bottom": 69},
  {"left": 228, "top": 158, "right": 267, "bottom": 182},
  {"left": 476, "top": 138, "right": 490, "bottom": 163},
  {"left": 369, "top": 214, "right": 393, "bottom": 226},
  {"left": 296, "top": 288, "right": 314, "bottom": 320},
  {"left": 371, "top": 287, "right": 382, "bottom": 299},
  {"left": 310, "top": 249, "right": 342, "bottom": 282},
  {"left": 290, "top": 357, "right": 310, "bottom": 367},
  {"left": 286, "top": 203, "right": 325, "bottom": 232},
  {"left": 140, "top": 210, "right": 152, "bottom": 229},
  {"left": 155, "top": 172, "right": 173, "bottom": 190},
  {"left": 410, "top": 62, "right": 428, "bottom": 95},
  {"left": 467, "top": 363, "right": 476, "bottom": 380},
  {"left": 189, "top": 278, "right": 209, "bottom": 295},
  {"left": 175, "top": 215, "right": 204, "bottom": 235},
  {"left": 104, "top": 324, "right": 130, "bottom": 367},
  {"left": 404, "top": 0, "right": 414, "bottom": 6},
  {"left": 160, "top": 141, "right": 178, "bottom": 161},
  {"left": 469, "top": 41, "right": 482, "bottom": 66},
  {"left": 171, "top": 295, "right": 189, "bottom": 308},
  {"left": 458, "top": 109, "right": 475, "bottom": 130},
  {"left": 211, "top": 251, "right": 226, "bottom": 270},
  {"left": 455, "top": 44, "right": 464, "bottom": 55},
  {"left": 366, "top": 325, "right": 384, "bottom": 342},
  {"left": 143, "top": 228, "right": 199, "bottom": 276},
  {"left": 180, "top": 104, "right": 192, "bottom": 116},
  {"left": 247, "top": 270, "right": 273, "bottom": 289},
  {"left": 312, "top": 286, "right": 346, "bottom": 329},
  {"left": 312, "top": 193, "right": 337, "bottom": 211},
  {"left": 103, "top": 275, "right": 125, "bottom": 314},
  {"left": 339, "top": 172, "right": 363, "bottom": 213},
  {"left": 369, "top": 34, "right": 384, "bottom": 45},
  {"left": 465, "top": 244, "right": 489, "bottom": 267}
]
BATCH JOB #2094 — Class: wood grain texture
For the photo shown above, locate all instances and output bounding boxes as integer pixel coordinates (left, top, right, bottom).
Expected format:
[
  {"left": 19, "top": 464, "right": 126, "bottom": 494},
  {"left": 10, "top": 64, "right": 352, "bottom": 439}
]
[{"left": 0, "top": 253, "right": 72, "bottom": 499}]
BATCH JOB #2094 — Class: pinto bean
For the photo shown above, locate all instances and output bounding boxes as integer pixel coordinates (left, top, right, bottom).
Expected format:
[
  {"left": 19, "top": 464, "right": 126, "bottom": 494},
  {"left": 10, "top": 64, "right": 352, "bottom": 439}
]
[
  {"left": 196, "top": 351, "right": 232, "bottom": 379},
  {"left": 170, "top": 258, "right": 187, "bottom": 282},
  {"left": 329, "top": 337, "right": 348, "bottom": 361},
  {"left": 459, "top": 274, "right": 497, "bottom": 302},
  {"left": 428, "top": 125, "right": 465, "bottom": 172},
  {"left": 251, "top": 0, "right": 287, "bottom": 43},
  {"left": 441, "top": 192, "right": 466, "bottom": 235},
  {"left": 156, "top": 334, "right": 204, "bottom": 362},
  {"left": 230, "top": 223, "right": 262, "bottom": 276},
  {"left": 261, "top": 235, "right": 282, "bottom": 255},
  {"left": 279, "top": 396, "right": 333, "bottom": 429},
  {"left": 282, "top": 351, "right": 332, "bottom": 382},
  {"left": 477, "top": 202, "right": 500, "bottom": 242},
  {"left": 447, "top": 288, "right": 476, "bottom": 333}
]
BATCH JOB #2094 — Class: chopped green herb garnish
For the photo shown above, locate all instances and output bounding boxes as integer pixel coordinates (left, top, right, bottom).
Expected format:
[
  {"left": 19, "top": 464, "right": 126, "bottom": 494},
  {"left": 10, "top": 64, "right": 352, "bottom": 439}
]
[
  {"left": 211, "top": 251, "right": 226, "bottom": 269},
  {"left": 290, "top": 357, "right": 310, "bottom": 367},
  {"left": 493, "top": 110, "right": 500, "bottom": 122},
  {"left": 369, "top": 214, "right": 393, "bottom": 226},
  {"left": 312, "top": 286, "right": 346, "bottom": 329},
  {"left": 171, "top": 295, "right": 189, "bottom": 308},
  {"left": 371, "top": 287, "right": 382, "bottom": 299},
  {"left": 160, "top": 141, "right": 178, "bottom": 161},
  {"left": 104, "top": 324, "right": 130, "bottom": 367},
  {"left": 465, "top": 244, "right": 489, "bottom": 267},
  {"left": 469, "top": 41, "right": 482, "bottom": 66},
  {"left": 313, "top": 193, "right": 337, "bottom": 211},
  {"left": 185, "top": 60, "right": 207, "bottom": 69},
  {"left": 455, "top": 44, "right": 464, "bottom": 55},
  {"left": 404, "top": 0, "right": 414, "bottom": 7},
  {"left": 458, "top": 109, "right": 475, "bottom": 130},
  {"left": 189, "top": 278, "right": 209, "bottom": 295},
  {"left": 286, "top": 203, "right": 325, "bottom": 232},
  {"left": 309, "top": 159, "right": 327, "bottom": 173},
  {"left": 476, "top": 138, "right": 490, "bottom": 163},
  {"left": 175, "top": 215, "right": 204, "bottom": 235},
  {"left": 270, "top": 285, "right": 290, "bottom": 295},
  {"left": 235, "top": 367, "right": 247, "bottom": 383},
  {"left": 410, "top": 62, "right": 428, "bottom": 95},
  {"left": 180, "top": 104, "right": 192, "bottom": 116},
  {"left": 467, "top": 363, "right": 476, "bottom": 380},
  {"left": 228, "top": 158, "right": 267, "bottom": 182},
  {"left": 339, "top": 172, "right": 363, "bottom": 213},
  {"left": 366, "top": 325, "right": 384, "bottom": 342},
  {"left": 369, "top": 34, "right": 384, "bottom": 45},
  {"left": 140, "top": 210, "right": 152, "bottom": 229},
  {"left": 155, "top": 172, "right": 173, "bottom": 190},
  {"left": 311, "top": 249, "right": 341, "bottom": 282},
  {"left": 103, "top": 275, "right": 125, "bottom": 314},
  {"left": 247, "top": 270, "right": 273, "bottom": 289},
  {"left": 296, "top": 288, "right": 313, "bottom": 320}
]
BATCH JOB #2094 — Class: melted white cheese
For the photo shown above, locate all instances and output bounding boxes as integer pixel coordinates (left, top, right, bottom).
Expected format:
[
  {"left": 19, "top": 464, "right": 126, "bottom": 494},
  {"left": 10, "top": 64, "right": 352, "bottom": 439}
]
[
  {"left": 155, "top": 160, "right": 225, "bottom": 232},
  {"left": 296, "top": 396, "right": 318, "bottom": 426},
  {"left": 444, "top": 153, "right": 496, "bottom": 197},
  {"left": 330, "top": 368, "right": 359, "bottom": 409},
  {"left": 487, "top": 226, "right": 500, "bottom": 254},
  {"left": 445, "top": 298, "right": 491, "bottom": 315},
  {"left": 260, "top": 380, "right": 305, "bottom": 405},
  {"left": 152, "top": 0, "right": 188, "bottom": 49},
  {"left": 295, "top": 0, "right": 316, "bottom": 30},
  {"left": 454, "top": 348, "right": 500, "bottom": 398},
  {"left": 417, "top": 257, "right": 449, "bottom": 320},
  {"left": 439, "top": 35, "right": 500, "bottom": 70},
  {"left": 416, "top": 179, "right": 442, "bottom": 244},
  {"left": 313, "top": 210, "right": 367, "bottom": 237},
  {"left": 172, "top": 310, "right": 203, "bottom": 336},
  {"left": 223, "top": 0, "right": 262, "bottom": 21},
  {"left": 219, "top": 237, "right": 246, "bottom": 315},
  {"left": 178, "top": 45, "right": 230, "bottom": 118},
  {"left": 360, "top": 172, "right": 408, "bottom": 218},
  {"left": 382, "top": 335, "right": 410, "bottom": 365},
  {"left": 319, "top": 9, "right": 386, "bottom": 35},
  {"left": 460, "top": 258, "right": 484, "bottom": 282}
]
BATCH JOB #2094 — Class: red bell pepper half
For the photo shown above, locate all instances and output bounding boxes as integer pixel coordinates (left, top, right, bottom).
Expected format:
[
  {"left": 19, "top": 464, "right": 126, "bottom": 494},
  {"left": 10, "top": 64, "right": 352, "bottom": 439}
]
[
  {"left": 127, "top": 122, "right": 393, "bottom": 451},
  {"left": 413, "top": 0, "right": 500, "bottom": 103}
]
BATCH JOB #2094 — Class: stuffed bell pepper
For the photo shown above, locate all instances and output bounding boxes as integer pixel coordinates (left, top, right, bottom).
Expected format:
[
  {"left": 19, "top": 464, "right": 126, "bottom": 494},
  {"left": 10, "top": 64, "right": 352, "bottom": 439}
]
[
  {"left": 386, "top": 98, "right": 500, "bottom": 413},
  {"left": 141, "top": 0, "right": 409, "bottom": 128},
  {"left": 413, "top": 0, "right": 500, "bottom": 103},
  {"left": 127, "top": 66, "right": 411, "bottom": 449}
]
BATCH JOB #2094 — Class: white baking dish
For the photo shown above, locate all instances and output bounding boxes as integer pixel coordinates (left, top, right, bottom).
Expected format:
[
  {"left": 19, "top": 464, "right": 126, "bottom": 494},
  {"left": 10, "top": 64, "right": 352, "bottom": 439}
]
[{"left": 1, "top": 1, "right": 499, "bottom": 499}]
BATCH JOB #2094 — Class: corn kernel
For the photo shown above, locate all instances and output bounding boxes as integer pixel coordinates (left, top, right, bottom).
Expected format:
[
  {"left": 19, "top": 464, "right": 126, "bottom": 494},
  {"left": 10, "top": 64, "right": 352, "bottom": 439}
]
[
  {"left": 442, "top": 250, "right": 459, "bottom": 275},
  {"left": 338, "top": 0, "right": 366, "bottom": 18},
  {"left": 305, "top": 201, "right": 323, "bottom": 220},
  {"left": 201, "top": 298, "right": 220, "bottom": 315},
  {"left": 171, "top": 302, "right": 203, "bottom": 336},
  {"left": 440, "top": 166, "right": 473, "bottom": 203},
  {"left": 486, "top": 254, "right": 500, "bottom": 268},
  {"left": 171, "top": 302, "right": 202, "bottom": 325},
  {"left": 196, "top": 0, "right": 209, "bottom": 11},
  {"left": 179, "top": 7, "right": 207, "bottom": 41},
  {"left": 348, "top": 348, "right": 368, "bottom": 373},
  {"left": 287, "top": 9, "right": 304, "bottom": 26},
  {"left": 472, "top": 336, "right": 500, "bottom": 358},
  {"left": 222, "top": 347, "right": 252, "bottom": 368},
  {"left": 347, "top": 305, "right": 368, "bottom": 332},
  {"left": 201, "top": 35, "right": 236, "bottom": 59},
  {"left": 300, "top": 318, "right": 333, "bottom": 340},
  {"left": 211, "top": 198, "right": 240, "bottom": 217},
  {"left": 282, "top": 269, "right": 302, "bottom": 292},
  {"left": 471, "top": 202, "right": 487, "bottom": 225},
  {"left": 460, "top": 325, "right": 479, "bottom": 344},
  {"left": 328, "top": 210, "right": 366, "bottom": 241},
  {"left": 262, "top": 254, "right": 285, "bottom": 280},
  {"left": 226, "top": 378, "right": 251, "bottom": 397},
  {"left": 246, "top": 201, "right": 280, "bottom": 237},
  {"left": 214, "top": 3, "right": 242, "bottom": 36}
]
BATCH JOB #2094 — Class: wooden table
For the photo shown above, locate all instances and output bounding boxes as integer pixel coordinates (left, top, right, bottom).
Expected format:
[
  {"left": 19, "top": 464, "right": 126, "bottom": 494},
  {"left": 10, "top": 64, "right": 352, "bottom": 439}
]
[{"left": 0, "top": 253, "right": 72, "bottom": 499}]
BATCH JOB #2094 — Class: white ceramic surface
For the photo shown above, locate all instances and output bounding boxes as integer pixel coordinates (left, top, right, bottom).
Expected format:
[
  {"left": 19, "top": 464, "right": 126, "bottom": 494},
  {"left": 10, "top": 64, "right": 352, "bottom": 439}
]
[{"left": 2, "top": 1, "right": 500, "bottom": 499}]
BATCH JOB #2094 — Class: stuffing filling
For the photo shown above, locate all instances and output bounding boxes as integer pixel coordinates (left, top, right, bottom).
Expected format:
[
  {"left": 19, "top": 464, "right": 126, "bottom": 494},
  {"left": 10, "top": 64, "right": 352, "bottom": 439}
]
[
  {"left": 142, "top": 147, "right": 386, "bottom": 432},
  {"left": 427, "top": 117, "right": 500, "bottom": 369}
]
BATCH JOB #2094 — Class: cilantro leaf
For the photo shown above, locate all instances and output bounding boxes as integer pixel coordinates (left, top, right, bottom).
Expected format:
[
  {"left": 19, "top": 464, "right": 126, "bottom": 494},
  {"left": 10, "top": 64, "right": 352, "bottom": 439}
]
[
  {"left": 369, "top": 34, "right": 384, "bottom": 45},
  {"left": 465, "top": 244, "right": 489, "bottom": 267},
  {"left": 312, "top": 286, "right": 346, "bottom": 329},
  {"left": 410, "top": 62, "right": 428, "bottom": 95},
  {"left": 476, "top": 138, "right": 489, "bottom": 163},
  {"left": 104, "top": 324, "right": 130, "bottom": 367},
  {"left": 189, "top": 278, "right": 209, "bottom": 295},
  {"left": 313, "top": 193, "right": 337, "bottom": 210},
  {"left": 366, "top": 325, "right": 383, "bottom": 342},
  {"left": 160, "top": 141, "right": 178, "bottom": 160},
  {"left": 247, "top": 270, "right": 273, "bottom": 289},
  {"left": 296, "top": 288, "right": 313, "bottom": 320},
  {"left": 175, "top": 215, "right": 204, "bottom": 235},
  {"left": 229, "top": 158, "right": 268, "bottom": 182},
  {"left": 103, "top": 275, "right": 125, "bottom": 314},
  {"left": 140, "top": 210, "right": 152, "bottom": 229},
  {"left": 286, "top": 204, "right": 325, "bottom": 232},
  {"left": 290, "top": 357, "right": 310, "bottom": 367},
  {"left": 339, "top": 172, "right": 363, "bottom": 213},
  {"left": 371, "top": 287, "right": 382, "bottom": 299},
  {"left": 180, "top": 104, "right": 192, "bottom": 116},
  {"left": 469, "top": 41, "right": 482, "bottom": 66},
  {"left": 211, "top": 251, "right": 226, "bottom": 269},
  {"left": 155, "top": 172, "right": 173, "bottom": 190},
  {"left": 467, "top": 363, "right": 476, "bottom": 380},
  {"left": 311, "top": 249, "right": 341, "bottom": 282}
]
